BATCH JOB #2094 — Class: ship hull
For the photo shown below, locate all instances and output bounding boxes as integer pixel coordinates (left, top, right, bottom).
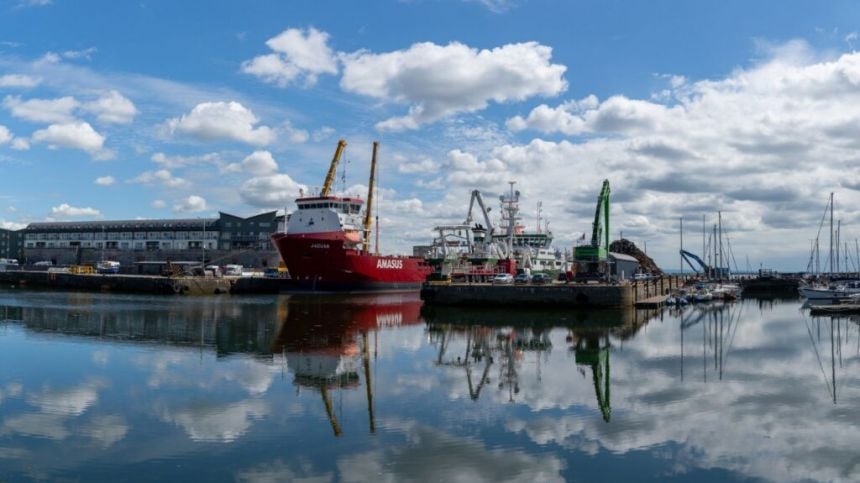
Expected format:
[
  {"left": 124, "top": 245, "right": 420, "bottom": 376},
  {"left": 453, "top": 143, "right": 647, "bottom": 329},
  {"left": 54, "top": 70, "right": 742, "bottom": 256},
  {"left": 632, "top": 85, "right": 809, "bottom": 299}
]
[{"left": 272, "top": 233, "right": 431, "bottom": 293}]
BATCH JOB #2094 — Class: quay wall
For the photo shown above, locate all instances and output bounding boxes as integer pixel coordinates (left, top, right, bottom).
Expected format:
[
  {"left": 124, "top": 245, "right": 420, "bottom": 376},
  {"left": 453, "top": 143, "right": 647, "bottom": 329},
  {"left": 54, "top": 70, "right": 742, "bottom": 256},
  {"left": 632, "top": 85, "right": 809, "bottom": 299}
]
[
  {"left": 0, "top": 271, "right": 232, "bottom": 295},
  {"left": 422, "top": 276, "right": 688, "bottom": 308}
]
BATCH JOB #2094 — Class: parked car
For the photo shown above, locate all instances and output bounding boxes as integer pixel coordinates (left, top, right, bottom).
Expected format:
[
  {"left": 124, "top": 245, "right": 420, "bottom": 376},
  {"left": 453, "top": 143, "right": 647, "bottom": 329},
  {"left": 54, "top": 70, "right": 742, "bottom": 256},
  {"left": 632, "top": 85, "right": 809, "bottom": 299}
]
[
  {"left": 224, "top": 264, "right": 243, "bottom": 276},
  {"left": 531, "top": 273, "right": 550, "bottom": 284},
  {"left": 514, "top": 273, "right": 532, "bottom": 284},
  {"left": 492, "top": 273, "right": 514, "bottom": 284},
  {"left": 33, "top": 260, "right": 53, "bottom": 267},
  {"left": 205, "top": 265, "right": 223, "bottom": 277},
  {"left": 633, "top": 272, "right": 652, "bottom": 281}
]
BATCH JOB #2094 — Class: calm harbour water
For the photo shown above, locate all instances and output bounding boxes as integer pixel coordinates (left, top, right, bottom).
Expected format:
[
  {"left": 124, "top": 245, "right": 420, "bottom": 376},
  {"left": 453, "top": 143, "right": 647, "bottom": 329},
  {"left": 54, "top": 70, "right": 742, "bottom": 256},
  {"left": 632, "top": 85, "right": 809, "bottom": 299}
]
[{"left": 0, "top": 289, "right": 858, "bottom": 482}]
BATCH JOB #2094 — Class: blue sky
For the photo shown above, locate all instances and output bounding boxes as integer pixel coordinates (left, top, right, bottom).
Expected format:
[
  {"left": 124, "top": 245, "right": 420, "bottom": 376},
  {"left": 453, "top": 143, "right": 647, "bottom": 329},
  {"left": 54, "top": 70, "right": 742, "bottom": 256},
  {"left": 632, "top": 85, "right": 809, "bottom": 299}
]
[{"left": 2, "top": 0, "right": 860, "bottom": 270}]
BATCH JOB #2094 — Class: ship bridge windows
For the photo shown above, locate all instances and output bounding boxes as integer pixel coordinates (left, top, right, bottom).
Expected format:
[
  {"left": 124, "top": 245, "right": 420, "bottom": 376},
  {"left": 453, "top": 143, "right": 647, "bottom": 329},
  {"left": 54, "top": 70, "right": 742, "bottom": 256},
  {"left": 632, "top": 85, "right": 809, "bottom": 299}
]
[{"left": 297, "top": 200, "right": 362, "bottom": 214}]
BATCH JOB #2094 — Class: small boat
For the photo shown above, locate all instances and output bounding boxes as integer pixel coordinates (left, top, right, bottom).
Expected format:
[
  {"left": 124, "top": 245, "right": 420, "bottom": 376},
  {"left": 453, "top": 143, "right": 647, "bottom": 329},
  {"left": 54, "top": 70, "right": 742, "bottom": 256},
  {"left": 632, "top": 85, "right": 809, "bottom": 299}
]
[
  {"left": 800, "top": 283, "right": 860, "bottom": 300},
  {"left": 711, "top": 283, "right": 741, "bottom": 300},
  {"left": 693, "top": 289, "right": 713, "bottom": 302},
  {"left": 96, "top": 261, "right": 120, "bottom": 274}
]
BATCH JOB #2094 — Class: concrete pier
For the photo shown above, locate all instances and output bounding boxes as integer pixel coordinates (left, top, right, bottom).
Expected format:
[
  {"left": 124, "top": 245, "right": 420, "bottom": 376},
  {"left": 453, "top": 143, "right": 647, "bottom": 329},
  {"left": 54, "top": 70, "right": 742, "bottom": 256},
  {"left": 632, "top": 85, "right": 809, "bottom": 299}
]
[{"left": 421, "top": 276, "right": 686, "bottom": 308}]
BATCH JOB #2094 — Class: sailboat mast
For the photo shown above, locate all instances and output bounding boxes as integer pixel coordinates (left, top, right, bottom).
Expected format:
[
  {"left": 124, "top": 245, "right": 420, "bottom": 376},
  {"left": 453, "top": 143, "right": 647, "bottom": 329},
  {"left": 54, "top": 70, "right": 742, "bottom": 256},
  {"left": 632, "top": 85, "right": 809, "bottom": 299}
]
[
  {"left": 702, "top": 214, "right": 706, "bottom": 277},
  {"left": 680, "top": 216, "right": 684, "bottom": 275},
  {"left": 718, "top": 211, "right": 723, "bottom": 279},
  {"left": 713, "top": 224, "right": 717, "bottom": 279},
  {"left": 830, "top": 192, "right": 834, "bottom": 275},
  {"left": 837, "top": 220, "right": 841, "bottom": 274}
]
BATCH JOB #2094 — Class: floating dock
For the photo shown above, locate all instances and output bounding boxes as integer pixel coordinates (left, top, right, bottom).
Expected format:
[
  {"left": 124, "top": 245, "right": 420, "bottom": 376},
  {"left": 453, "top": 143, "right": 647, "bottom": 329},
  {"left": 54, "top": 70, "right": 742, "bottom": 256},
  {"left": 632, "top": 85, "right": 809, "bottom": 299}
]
[{"left": 809, "top": 304, "right": 860, "bottom": 316}]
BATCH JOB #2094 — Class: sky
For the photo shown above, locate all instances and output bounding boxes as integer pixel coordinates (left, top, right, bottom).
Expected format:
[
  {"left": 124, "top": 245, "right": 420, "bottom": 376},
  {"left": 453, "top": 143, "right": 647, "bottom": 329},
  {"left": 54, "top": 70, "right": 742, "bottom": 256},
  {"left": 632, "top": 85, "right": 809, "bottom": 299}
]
[{"left": 2, "top": 0, "right": 860, "bottom": 271}]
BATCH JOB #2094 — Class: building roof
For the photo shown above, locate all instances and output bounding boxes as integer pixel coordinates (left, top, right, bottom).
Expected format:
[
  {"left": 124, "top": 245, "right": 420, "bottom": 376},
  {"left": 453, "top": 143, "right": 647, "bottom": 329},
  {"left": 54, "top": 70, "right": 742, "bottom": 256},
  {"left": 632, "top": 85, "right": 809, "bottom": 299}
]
[
  {"left": 25, "top": 218, "right": 219, "bottom": 232},
  {"left": 22, "top": 211, "right": 286, "bottom": 233},
  {"left": 608, "top": 252, "right": 639, "bottom": 263}
]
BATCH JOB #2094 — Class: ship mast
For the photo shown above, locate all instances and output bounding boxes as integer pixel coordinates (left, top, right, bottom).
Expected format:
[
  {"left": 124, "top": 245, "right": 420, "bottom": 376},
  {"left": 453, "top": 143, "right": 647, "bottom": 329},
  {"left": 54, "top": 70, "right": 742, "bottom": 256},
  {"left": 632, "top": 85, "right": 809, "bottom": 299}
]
[
  {"left": 363, "top": 142, "right": 379, "bottom": 254},
  {"left": 500, "top": 181, "right": 520, "bottom": 257}
]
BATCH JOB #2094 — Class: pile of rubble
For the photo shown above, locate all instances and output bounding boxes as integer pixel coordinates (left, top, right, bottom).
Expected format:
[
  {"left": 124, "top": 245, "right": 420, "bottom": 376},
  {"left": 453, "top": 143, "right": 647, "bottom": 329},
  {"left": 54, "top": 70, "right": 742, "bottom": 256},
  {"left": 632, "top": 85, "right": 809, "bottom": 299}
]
[{"left": 609, "top": 239, "right": 663, "bottom": 275}]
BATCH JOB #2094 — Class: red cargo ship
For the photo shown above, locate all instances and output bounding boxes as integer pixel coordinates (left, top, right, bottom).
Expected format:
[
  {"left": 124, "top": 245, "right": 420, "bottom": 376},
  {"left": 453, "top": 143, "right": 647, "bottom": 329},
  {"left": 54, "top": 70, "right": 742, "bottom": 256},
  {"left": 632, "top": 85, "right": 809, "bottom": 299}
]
[{"left": 271, "top": 140, "right": 432, "bottom": 292}]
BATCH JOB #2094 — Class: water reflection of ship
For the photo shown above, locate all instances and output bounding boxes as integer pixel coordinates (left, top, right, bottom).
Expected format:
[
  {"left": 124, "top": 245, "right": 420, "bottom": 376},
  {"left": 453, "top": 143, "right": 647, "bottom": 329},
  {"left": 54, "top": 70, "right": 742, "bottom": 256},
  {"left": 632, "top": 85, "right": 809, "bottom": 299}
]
[
  {"left": 270, "top": 294, "right": 423, "bottom": 436},
  {"left": 432, "top": 325, "right": 552, "bottom": 402},
  {"left": 805, "top": 314, "right": 860, "bottom": 404},
  {"left": 426, "top": 306, "right": 657, "bottom": 421},
  {"left": 678, "top": 302, "right": 743, "bottom": 382}
]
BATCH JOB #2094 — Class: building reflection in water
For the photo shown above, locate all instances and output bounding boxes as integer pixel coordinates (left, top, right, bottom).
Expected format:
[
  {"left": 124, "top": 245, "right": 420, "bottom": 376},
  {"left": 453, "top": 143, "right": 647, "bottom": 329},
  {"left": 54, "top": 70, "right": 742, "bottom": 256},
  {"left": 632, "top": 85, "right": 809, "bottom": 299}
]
[{"left": 423, "top": 305, "right": 659, "bottom": 422}]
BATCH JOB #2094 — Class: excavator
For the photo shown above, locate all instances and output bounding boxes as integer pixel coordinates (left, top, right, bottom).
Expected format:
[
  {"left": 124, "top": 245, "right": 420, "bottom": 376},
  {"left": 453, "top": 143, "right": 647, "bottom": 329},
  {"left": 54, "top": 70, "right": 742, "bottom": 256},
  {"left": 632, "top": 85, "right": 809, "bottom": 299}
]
[{"left": 574, "top": 179, "right": 611, "bottom": 281}]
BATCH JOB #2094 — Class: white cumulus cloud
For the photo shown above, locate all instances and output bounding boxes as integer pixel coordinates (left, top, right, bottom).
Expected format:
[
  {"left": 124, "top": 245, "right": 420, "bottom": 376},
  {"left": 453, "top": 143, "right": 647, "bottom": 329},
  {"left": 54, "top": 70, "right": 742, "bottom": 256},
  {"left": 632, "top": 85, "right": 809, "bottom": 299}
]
[
  {"left": 50, "top": 203, "right": 101, "bottom": 218},
  {"left": 240, "top": 173, "right": 307, "bottom": 207},
  {"left": 0, "top": 125, "right": 11, "bottom": 144},
  {"left": 130, "top": 169, "right": 188, "bottom": 188},
  {"left": 0, "top": 220, "right": 26, "bottom": 230},
  {"left": 0, "top": 74, "right": 41, "bottom": 88},
  {"left": 10, "top": 137, "right": 30, "bottom": 150},
  {"left": 31, "top": 121, "right": 106, "bottom": 156},
  {"left": 94, "top": 176, "right": 115, "bottom": 186},
  {"left": 223, "top": 150, "right": 279, "bottom": 175},
  {"left": 173, "top": 195, "right": 208, "bottom": 213},
  {"left": 241, "top": 27, "right": 338, "bottom": 87},
  {"left": 4, "top": 95, "right": 79, "bottom": 123},
  {"left": 152, "top": 200, "right": 167, "bottom": 209},
  {"left": 151, "top": 151, "right": 222, "bottom": 169},
  {"left": 340, "top": 41, "right": 567, "bottom": 131},
  {"left": 83, "top": 90, "right": 137, "bottom": 124},
  {"left": 166, "top": 101, "right": 275, "bottom": 146}
]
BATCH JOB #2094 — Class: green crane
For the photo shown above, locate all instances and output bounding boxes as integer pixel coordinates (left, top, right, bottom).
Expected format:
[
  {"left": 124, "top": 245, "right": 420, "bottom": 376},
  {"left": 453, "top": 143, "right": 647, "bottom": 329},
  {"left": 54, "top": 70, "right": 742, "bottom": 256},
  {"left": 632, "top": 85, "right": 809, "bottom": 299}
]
[{"left": 574, "top": 179, "right": 611, "bottom": 261}]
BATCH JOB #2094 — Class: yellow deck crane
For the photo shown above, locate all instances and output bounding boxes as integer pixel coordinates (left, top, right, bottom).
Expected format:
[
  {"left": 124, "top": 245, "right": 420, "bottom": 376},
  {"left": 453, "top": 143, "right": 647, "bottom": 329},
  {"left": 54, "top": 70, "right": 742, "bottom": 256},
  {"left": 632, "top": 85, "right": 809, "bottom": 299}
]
[
  {"left": 320, "top": 139, "right": 347, "bottom": 197},
  {"left": 362, "top": 142, "right": 379, "bottom": 254}
]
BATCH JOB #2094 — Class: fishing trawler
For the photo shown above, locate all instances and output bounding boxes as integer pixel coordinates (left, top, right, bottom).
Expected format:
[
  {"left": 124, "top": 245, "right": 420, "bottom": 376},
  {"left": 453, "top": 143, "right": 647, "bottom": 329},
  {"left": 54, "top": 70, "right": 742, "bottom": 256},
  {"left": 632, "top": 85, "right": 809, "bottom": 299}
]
[{"left": 270, "top": 140, "right": 432, "bottom": 292}]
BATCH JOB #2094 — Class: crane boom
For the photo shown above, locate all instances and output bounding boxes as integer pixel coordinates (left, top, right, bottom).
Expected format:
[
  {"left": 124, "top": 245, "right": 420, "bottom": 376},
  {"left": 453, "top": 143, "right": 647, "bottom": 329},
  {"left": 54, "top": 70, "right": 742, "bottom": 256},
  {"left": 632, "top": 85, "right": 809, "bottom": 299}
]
[
  {"left": 591, "top": 179, "right": 611, "bottom": 249},
  {"left": 465, "top": 190, "right": 494, "bottom": 235},
  {"left": 680, "top": 249, "right": 710, "bottom": 274},
  {"left": 574, "top": 179, "right": 611, "bottom": 262},
  {"left": 362, "top": 142, "right": 379, "bottom": 254},
  {"left": 320, "top": 139, "right": 347, "bottom": 197}
]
